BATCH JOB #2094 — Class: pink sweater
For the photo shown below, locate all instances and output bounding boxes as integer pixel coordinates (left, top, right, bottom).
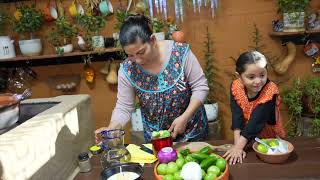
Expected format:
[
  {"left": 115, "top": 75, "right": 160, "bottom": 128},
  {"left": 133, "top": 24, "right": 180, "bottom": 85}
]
[{"left": 111, "top": 41, "right": 209, "bottom": 127}]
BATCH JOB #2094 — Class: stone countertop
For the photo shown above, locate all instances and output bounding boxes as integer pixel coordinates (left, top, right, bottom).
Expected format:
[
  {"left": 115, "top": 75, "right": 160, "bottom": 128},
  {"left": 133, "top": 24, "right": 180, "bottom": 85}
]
[{"left": 0, "top": 94, "right": 95, "bottom": 180}]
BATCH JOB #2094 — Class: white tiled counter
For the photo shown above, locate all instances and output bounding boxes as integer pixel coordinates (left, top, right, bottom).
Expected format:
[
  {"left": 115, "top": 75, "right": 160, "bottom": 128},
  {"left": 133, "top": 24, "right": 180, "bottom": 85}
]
[{"left": 0, "top": 95, "right": 95, "bottom": 180}]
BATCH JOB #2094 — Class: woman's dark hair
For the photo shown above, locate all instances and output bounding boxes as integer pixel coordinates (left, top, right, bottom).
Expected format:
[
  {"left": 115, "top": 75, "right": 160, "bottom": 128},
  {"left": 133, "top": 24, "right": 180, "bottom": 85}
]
[
  {"left": 235, "top": 51, "right": 267, "bottom": 74},
  {"left": 119, "top": 14, "right": 153, "bottom": 47}
]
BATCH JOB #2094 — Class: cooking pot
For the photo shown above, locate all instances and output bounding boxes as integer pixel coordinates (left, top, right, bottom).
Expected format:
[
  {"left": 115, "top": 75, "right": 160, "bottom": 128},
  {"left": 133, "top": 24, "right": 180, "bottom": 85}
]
[
  {"left": 0, "top": 36, "right": 16, "bottom": 60},
  {"left": 0, "top": 94, "right": 20, "bottom": 130}
]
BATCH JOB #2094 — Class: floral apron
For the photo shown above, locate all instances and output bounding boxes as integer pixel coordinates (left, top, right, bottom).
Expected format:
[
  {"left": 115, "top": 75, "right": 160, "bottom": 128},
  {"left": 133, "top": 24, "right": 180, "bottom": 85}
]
[{"left": 121, "top": 42, "right": 209, "bottom": 142}]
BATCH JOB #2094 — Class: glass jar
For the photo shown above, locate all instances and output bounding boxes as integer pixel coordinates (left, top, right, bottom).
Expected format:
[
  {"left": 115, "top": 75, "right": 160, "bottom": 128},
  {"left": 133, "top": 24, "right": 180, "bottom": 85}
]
[
  {"left": 78, "top": 152, "right": 92, "bottom": 173},
  {"left": 99, "top": 129, "right": 131, "bottom": 169}
]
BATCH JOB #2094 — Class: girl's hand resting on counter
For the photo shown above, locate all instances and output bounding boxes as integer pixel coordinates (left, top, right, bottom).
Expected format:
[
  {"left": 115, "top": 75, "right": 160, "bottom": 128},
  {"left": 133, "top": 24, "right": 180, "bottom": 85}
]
[{"left": 223, "top": 145, "right": 247, "bottom": 165}]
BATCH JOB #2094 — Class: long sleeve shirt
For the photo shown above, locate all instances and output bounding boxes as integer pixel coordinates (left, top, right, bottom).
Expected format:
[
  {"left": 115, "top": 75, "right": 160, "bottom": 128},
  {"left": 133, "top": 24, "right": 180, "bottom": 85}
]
[{"left": 111, "top": 42, "right": 209, "bottom": 127}]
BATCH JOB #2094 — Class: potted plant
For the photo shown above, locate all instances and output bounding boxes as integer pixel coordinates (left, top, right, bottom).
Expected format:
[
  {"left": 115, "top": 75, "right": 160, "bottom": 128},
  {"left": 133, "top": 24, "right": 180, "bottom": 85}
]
[
  {"left": 0, "top": 10, "right": 16, "bottom": 60},
  {"left": 113, "top": 9, "right": 128, "bottom": 48},
  {"left": 152, "top": 18, "right": 165, "bottom": 41},
  {"left": 282, "top": 77, "right": 320, "bottom": 137},
  {"left": 76, "top": 15, "right": 106, "bottom": 50},
  {"left": 48, "top": 16, "right": 77, "bottom": 55},
  {"left": 277, "top": 0, "right": 310, "bottom": 32},
  {"left": 12, "top": 4, "right": 44, "bottom": 56},
  {"left": 203, "top": 26, "right": 219, "bottom": 122},
  {"left": 165, "top": 16, "right": 179, "bottom": 40}
]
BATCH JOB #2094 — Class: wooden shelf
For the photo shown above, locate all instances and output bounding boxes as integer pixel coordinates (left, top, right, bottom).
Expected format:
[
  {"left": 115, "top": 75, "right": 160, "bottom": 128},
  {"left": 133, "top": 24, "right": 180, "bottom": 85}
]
[
  {"left": 0, "top": 47, "right": 123, "bottom": 67},
  {"left": 0, "top": 47, "right": 122, "bottom": 62},
  {"left": 269, "top": 29, "right": 320, "bottom": 45},
  {"left": 269, "top": 29, "right": 320, "bottom": 37}
]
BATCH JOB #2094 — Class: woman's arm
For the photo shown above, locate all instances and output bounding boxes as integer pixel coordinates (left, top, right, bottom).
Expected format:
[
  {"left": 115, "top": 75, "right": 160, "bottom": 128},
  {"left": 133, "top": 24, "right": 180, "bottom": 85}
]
[
  {"left": 168, "top": 50, "right": 209, "bottom": 138},
  {"left": 95, "top": 68, "right": 135, "bottom": 143}
]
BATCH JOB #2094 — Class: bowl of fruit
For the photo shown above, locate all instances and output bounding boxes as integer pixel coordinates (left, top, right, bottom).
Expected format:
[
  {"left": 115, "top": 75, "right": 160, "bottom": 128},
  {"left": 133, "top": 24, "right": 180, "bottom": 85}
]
[
  {"left": 154, "top": 146, "right": 229, "bottom": 180},
  {"left": 252, "top": 138, "right": 294, "bottom": 164}
]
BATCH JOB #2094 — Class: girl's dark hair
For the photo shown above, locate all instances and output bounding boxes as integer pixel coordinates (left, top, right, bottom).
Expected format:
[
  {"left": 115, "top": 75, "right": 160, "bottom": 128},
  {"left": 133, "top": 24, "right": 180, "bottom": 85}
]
[
  {"left": 119, "top": 14, "right": 153, "bottom": 47},
  {"left": 235, "top": 51, "right": 267, "bottom": 74}
]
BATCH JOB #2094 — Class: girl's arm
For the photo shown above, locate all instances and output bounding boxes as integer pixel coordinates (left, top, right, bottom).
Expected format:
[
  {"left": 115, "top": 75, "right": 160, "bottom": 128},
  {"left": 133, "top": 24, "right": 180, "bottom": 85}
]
[{"left": 234, "top": 129, "right": 241, "bottom": 144}]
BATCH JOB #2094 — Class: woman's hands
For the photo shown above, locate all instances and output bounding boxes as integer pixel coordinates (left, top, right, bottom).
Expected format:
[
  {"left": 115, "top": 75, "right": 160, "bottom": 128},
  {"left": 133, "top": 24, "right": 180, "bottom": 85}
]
[
  {"left": 168, "top": 115, "right": 189, "bottom": 139},
  {"left": 94, "top": 127, "right": 109, "bottom": 144},
  {"left": 94, "top": 121, "right": 122, "bottom": 144}
]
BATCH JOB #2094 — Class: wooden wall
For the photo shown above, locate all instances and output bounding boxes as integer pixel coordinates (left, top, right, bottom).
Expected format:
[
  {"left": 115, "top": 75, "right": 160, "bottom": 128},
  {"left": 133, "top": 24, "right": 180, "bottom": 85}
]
[{"left": 2, "top": 0, "right": 320, "bottom": 141}]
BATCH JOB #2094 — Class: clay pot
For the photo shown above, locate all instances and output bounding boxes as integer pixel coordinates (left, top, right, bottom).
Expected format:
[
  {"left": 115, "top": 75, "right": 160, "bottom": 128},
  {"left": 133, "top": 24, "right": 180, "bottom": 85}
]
[{"left": 172, "top": 31, "right": 185, "bottom": 43}]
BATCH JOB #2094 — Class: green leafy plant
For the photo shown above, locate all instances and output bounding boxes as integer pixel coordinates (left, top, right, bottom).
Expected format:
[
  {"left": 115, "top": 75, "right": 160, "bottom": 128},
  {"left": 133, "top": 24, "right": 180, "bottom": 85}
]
[
  {"left": 48, "top": 17, "right": 77, "bottom": 55},
  {"left": 76, "top": 15, "right": 106, "bottom": 36},
  {"left": 282, "top": 77, "right": 320, "bottom": 137},
  {"left": 114, "top": 9, "right": 128, "bottom": 31},
  {"left": 203, "top": 26, "right": 224, "bottom": 104},
  {"left": 304, "top": 77, "right": 320, "bottom": 136},
  {"left": 282, "top": 78, "right": 303, "bottom": 137},
  {"left": 304, "top": 77, "right": 320, "bottom": 116},
  {"left": 12, "top": 4, "right": 44, "bottom": 39},
  {"left": 152, "top": 18, "right": 165, "bottom": 33},
  {"left": 277, "top": 0, "right": 310, "bottom": 13}
]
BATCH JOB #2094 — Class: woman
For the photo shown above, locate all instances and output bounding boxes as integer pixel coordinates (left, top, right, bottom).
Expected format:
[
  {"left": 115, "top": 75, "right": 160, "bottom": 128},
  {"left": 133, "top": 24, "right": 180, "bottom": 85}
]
[
  {"left": 223, "top": 51, "right": 285, "bottom": 165},
  {"left": 95, "top": 14, "right": 209, "bottom": 143}
]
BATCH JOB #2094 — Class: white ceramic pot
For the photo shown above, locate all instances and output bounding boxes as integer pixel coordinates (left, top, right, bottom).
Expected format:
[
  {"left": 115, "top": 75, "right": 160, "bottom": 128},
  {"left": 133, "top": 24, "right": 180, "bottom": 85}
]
[
  {"left": 0, "top": 36, "right": 16, "bottom": 59},
  {"left": 205, "top": 103, "right": 218, "bottom": 122},
  {"left": 55, "top": 44, "right": 73, "bottom": 54},
  {"left": 18, "top": 39, "right": 42, "bottom": 56},
  {"left": 92, "top": 35, "right": 105, "bottom": 49},
  {"left": 131, "top": 108, "right": 143, "bottom": 131},
  {"left": 283, "top": 12, "right": 305, "bottom": 32},
  {"left": 153, "top": 32, "right": 165, "bottom": 41}
]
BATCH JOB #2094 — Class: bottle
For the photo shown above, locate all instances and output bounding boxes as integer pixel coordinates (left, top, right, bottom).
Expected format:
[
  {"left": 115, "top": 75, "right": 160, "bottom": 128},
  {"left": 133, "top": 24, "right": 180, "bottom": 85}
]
[{"left": 78, "top": 152, "right": 92, "bottom": 173}]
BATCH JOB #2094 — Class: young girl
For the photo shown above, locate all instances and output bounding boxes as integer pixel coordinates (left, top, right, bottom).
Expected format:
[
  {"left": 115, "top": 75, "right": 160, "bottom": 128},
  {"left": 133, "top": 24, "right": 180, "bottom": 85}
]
[{"left": 223, "top": 51, "right": 285, "bottom": 165}]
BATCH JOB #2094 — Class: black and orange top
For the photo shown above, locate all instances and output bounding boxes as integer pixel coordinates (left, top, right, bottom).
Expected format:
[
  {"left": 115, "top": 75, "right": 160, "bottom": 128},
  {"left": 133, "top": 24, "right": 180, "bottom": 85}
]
[{"left": 230, "top": 79, "right": 285, "bottom": 140}]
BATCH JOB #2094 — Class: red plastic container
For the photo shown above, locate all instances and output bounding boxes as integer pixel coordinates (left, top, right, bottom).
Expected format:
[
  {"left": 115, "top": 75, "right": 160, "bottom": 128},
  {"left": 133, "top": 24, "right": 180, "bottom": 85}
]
[{"left": 151, "top": 136, "right": 173, "bottom": 155}]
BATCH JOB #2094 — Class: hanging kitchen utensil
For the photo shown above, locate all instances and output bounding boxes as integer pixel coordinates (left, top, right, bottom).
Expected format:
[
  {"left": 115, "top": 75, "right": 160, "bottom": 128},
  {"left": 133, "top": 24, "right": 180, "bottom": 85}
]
[
  {"left": 100, "top": 59, "right": 111, "bottom": 75},
  {"left": 43, "top": 0, "right": 58, "bottom": 22},
  {"left": 69, "top": 0, "right": 78, "bottom": 17},
  {"left": 163, "top": 0, "right": 167, "bottom": 20},
  {"left": 155, "top": 0, "right": 159, "bottom": 14},
  {"left": 106, "top": 60, "right": 118, "bottom": 85},
  {"left": 57, "top": 0, "right": 65, "bottom": 17},
  {"left": 83, "top": 55, "right": 96, "bottom": 89},
  {"left": 148, "top": 0, "right": 153, "bottom": 19}
]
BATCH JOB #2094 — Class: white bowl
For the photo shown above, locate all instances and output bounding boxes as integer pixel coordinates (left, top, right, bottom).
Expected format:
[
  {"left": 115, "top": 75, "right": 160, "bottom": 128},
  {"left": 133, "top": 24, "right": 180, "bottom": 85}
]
[
  {"left": 56, "top": 44, "right": 73, "bottom": 54},
  {"left": 19, "top": 39, "right": 42, "bottom": 56}
]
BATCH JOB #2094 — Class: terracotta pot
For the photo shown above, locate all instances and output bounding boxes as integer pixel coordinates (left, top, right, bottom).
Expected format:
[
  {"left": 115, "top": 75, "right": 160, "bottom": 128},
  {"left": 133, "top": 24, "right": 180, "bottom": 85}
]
[
  {"left": 252, "top": 139, "right": 294, "bottom": 164},
  {"left": 154, "top": 153, "right": 229, "bottom": 180},
  {"left": 172, "top": 31, "right": 185, "bottom": 43}
]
